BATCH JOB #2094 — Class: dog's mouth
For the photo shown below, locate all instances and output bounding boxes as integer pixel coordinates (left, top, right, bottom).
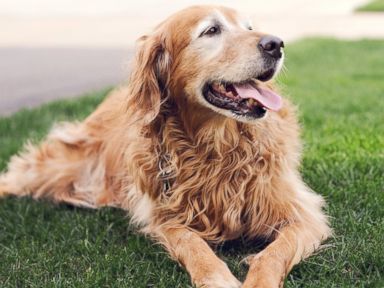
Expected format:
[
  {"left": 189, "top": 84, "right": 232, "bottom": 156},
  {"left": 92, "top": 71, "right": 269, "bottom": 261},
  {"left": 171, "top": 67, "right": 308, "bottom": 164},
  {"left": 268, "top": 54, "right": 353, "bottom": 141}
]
[{"left": 202, "top": 69, "right": 282, "bottom": 119}]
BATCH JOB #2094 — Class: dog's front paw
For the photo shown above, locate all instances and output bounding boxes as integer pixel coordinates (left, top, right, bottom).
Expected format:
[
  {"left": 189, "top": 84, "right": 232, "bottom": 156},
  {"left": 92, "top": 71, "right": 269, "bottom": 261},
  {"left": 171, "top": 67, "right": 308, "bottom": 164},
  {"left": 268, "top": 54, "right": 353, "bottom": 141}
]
[
  {"left": 199, "top": 274, "right": 241, "bottom": 288},
  {"left": 241, "top": 252, "right": 285, "bottom": 288},
  {"left": 192, "top": 263, "right": 241, "bottom": 288}
]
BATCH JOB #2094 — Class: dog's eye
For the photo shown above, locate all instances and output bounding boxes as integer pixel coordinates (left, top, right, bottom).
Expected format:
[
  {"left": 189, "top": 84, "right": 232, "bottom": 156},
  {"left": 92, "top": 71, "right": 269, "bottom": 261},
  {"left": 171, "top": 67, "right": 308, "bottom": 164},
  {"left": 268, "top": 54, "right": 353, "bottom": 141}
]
[
  {"left": 248, "top": 26, "right": 253, "bottom": 31},
  {"left": 202, "top": 26, "right": 221, "bottom": 37}
]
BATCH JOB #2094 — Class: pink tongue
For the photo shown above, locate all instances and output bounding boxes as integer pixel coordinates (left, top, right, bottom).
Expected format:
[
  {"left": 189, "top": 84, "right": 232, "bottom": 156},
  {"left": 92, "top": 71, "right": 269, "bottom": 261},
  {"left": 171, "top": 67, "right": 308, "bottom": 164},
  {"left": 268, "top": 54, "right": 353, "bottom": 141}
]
[{"left": 233, "top": 83, "right": 282, "bottom": 111}]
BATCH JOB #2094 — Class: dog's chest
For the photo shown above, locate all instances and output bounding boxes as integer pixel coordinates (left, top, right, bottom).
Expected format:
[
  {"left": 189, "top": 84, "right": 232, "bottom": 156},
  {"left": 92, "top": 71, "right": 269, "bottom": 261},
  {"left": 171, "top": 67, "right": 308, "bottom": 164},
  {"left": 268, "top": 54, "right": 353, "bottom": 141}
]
[
  {"left": 162, "top": 136, "right": 289, "bottom": 240},
  {"left": 157, "top": 112, "right": 300, "bottom": 240}
]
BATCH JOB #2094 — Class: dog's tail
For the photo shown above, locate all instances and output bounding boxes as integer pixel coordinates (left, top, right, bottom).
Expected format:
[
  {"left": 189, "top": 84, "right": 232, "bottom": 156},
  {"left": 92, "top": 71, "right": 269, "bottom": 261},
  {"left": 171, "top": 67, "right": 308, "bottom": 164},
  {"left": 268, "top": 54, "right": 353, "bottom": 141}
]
[
  {"left": 0, "top": 122, "right": 105, "bottom": 208},
  {"left": 0, "top": 175, "right": 10, "bottom": 198}
]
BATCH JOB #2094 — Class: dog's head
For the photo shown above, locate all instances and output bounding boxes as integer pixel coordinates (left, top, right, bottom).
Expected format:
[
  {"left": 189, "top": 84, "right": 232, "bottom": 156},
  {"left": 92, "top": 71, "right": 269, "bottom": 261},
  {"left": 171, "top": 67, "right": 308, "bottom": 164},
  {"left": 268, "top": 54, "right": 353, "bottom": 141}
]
[{"left": 128, "top": 5, "right": 284, "bottom": 124}]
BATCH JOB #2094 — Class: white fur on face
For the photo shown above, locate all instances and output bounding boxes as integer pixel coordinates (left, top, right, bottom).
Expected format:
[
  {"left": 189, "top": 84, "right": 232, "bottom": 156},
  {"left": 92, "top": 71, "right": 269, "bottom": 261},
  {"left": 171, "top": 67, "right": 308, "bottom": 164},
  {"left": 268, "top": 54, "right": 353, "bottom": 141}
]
[
  {"left": 190, "top": 9, "right": 260, "bottom": 68},
  {"left": 191, "top": 10, "right": 236, "bottom": 40},
  {"left": 190, "top": 10, "right": 241, "bottom": 61},
  {"left": 276, "top": 53, "right": 285, "bottom": 75},
  {"left": 214, "top": 9, "right": 235, "bottom": 31},
  {"left": 236, "top": 11, "right": 253, "bottom": 31},
  {"left": 188, "top": 10, "right": 284, "bottom": 124}
]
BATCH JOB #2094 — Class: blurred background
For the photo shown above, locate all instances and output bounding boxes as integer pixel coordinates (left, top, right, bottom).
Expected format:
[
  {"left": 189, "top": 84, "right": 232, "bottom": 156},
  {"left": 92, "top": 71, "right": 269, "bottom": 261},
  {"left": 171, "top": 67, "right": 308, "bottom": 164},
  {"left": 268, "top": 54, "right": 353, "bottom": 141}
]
[
  {"left": 1, "top": 2, "right": 384, "bottom": 287},
  {"left": 0, "top": 0, "right": 383, "bottom": 115}
]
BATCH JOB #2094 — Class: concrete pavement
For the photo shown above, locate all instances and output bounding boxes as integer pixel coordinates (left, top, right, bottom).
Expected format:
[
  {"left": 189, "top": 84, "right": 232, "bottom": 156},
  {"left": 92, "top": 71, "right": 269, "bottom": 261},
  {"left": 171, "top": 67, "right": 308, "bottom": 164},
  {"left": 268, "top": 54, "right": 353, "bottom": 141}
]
[
  {"left": 1, "top": 0, "right": 383, "bottom": 116},
  {"left": 0, "top": 47, "right": 131, "bottom": 115}
]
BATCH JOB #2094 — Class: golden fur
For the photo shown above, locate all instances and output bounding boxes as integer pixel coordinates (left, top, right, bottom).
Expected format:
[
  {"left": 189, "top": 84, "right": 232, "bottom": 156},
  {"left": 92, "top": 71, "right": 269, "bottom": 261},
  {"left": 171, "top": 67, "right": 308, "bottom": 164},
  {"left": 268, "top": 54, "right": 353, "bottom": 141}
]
[{"left": 0, "top": 6, "right": 331, "bottom": 288}]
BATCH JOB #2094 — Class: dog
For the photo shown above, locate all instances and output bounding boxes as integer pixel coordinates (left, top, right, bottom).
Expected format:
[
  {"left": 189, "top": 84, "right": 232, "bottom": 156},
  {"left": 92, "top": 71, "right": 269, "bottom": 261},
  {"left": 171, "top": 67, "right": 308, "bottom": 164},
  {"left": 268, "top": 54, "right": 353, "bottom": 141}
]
[{"left": 0, "top": 5, "right": 331, "bottom": 288}]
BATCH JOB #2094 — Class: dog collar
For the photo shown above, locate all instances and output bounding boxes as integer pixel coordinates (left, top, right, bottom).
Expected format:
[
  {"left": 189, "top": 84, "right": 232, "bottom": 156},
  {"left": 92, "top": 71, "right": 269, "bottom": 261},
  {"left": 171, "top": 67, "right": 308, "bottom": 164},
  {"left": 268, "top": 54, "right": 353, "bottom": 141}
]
[{"left": 158, "top": 153, "right": 173, "bottom": 194}]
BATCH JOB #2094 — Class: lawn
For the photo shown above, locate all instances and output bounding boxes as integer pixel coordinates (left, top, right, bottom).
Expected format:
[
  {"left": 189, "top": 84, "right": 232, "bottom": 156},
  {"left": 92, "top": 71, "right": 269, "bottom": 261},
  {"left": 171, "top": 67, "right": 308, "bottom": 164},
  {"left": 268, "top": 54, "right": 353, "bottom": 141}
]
[
  {"left": 0, "top": 39, "right": 383, "bottom": 287},
  {"left": 357, "top": 0, "right": 384, "bottom": 12}
]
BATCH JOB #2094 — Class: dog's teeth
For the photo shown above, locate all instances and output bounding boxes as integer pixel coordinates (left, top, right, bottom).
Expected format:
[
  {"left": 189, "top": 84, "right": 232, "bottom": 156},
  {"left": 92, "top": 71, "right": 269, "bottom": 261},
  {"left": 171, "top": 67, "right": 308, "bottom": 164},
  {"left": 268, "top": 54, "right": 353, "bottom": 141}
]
[
  {"left": 225, "top": 91, "right": 234, "bottom": 98},
  {"left": 212, "top": 83, "right": 220, "bottom": 90}
]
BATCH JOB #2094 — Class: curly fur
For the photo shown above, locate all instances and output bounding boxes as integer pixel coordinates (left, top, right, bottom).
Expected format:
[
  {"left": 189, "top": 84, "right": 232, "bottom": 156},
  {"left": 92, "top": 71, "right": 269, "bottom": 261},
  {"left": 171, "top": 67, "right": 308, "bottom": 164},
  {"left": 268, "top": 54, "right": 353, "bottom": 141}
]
[{"left": 0, "top": 5, "right": 331, "bottom": 287}]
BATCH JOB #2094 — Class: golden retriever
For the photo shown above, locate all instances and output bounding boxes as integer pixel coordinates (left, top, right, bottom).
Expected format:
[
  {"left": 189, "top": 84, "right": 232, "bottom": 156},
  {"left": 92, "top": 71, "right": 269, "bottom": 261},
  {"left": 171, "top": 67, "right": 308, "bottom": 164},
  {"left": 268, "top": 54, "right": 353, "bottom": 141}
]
[{"left": 0, "top": 5, "right": 331, "bottom": 288}]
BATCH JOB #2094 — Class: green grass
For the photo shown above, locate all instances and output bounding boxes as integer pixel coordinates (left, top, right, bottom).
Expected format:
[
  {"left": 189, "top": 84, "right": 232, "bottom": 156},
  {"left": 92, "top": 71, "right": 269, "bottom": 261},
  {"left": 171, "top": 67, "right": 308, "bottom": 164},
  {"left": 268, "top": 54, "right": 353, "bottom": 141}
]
[
  {"left": 1, "top": 39, "right": 383, "bottom": 287},
  {"left": 357, "top": 0, "right": 384, "bottom": 12}
]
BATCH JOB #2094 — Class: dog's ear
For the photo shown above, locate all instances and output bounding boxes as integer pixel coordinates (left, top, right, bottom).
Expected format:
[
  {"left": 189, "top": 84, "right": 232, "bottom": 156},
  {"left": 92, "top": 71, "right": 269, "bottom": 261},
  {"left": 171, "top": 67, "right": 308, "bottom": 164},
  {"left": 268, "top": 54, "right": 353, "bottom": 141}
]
[{"left": 127, "top": 33, "right": 172, "bottom": 124}]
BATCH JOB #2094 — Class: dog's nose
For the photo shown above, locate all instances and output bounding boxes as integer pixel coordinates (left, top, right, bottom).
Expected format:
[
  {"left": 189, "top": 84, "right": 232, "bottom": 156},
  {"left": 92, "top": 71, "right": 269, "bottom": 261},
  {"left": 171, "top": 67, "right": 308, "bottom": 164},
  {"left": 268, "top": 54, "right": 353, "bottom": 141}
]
[{"left": 258, "top": 35, "right": 284, "bottom": 59}]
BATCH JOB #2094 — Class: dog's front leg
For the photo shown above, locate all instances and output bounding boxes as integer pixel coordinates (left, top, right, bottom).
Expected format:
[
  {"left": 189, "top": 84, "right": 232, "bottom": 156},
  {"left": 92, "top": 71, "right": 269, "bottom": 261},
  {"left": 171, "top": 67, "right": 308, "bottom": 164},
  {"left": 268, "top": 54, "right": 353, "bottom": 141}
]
[
  {"left": 242, "top": 219, "right": 331, "bottom": 288},
  {"left": 156, "top": 227, "right": 241, "bottom": 288}
]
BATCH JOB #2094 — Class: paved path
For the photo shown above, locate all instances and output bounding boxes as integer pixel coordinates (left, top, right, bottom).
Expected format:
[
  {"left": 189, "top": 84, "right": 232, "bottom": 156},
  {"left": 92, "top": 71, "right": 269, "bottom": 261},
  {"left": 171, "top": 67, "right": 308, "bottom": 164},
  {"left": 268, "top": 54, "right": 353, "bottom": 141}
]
[
  {"left": 1, "top": 0, "right": 383, "bottom": 116},
  {"left": 0, "top": 47, "right": 131, "bottom": 115}
]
